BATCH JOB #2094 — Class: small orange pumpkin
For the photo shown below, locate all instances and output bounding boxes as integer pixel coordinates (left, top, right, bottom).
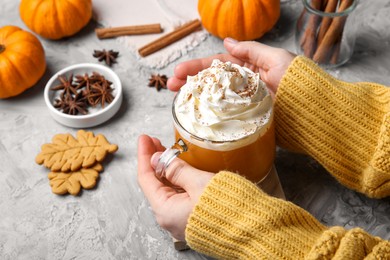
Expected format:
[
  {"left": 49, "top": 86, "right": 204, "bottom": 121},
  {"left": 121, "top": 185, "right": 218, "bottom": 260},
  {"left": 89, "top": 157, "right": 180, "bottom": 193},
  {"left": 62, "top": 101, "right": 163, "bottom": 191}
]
[
  {"left": 19, "top": 0, "right": 93, "bottom": 40},
  {"left": 198, "top": 0, "right": 280, "bottom": 41},
  {"left": 0, "top": 25, "right": 46, "bottom": 99}
]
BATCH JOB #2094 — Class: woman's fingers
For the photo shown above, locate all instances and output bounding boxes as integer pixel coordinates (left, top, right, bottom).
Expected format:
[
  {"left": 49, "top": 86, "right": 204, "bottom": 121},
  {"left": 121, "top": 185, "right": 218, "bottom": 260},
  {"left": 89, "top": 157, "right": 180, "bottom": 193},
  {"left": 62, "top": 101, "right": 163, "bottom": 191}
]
[
  {"left": 224, "top": 39, "right": 281, "bottom": 71},
  {"left": 168, "top": 39, "right": 295, "bottom": 93},
  {"left": 167, "top": 77, "right": 186, "bottom": 92},
  {"left": 137, "top": 135, "right": 169, "bottom": 208},
  {"left": 162, "top": 157, "right": 214, "bottom": 199},
  {"left": 151, "top": 136, "right": 165, "bottom": 151}
]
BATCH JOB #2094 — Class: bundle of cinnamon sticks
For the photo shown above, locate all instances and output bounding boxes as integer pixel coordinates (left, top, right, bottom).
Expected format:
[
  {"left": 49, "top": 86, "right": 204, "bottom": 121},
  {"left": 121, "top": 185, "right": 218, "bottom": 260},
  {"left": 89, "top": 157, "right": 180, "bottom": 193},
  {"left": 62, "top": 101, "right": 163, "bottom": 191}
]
[
  {"left": 95, "top": 19, "right": 202, "bottom": 58},
  {"left": 299, "top": 0, "right": 354, "bottom": 64}
]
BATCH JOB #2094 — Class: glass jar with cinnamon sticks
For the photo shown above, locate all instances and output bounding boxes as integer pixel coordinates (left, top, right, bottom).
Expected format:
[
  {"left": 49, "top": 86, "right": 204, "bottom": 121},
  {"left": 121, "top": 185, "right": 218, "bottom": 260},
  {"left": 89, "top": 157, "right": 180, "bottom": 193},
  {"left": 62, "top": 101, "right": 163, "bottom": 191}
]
[{"left": 295, "top": 0, "right": 358, "bottom": 68}]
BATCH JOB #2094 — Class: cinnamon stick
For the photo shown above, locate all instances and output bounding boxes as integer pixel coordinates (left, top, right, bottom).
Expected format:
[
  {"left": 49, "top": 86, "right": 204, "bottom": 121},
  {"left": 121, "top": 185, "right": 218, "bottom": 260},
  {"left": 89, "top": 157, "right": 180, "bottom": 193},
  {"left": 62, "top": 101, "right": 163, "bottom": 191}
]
[
  {"left": 96, "top": 24, "right": 162, "bottom": 39},
  {"left": 313, "top": 0, "right": 353, "bottom": 63},
  {"left": 138, "top": 19, "right": 202, "bottom": 57},
  {"left": 330, "top": 34, "right": 342, "bottom": 64},
  {"left": 301, "top": 0, "right": 324, "bottom": 58},
  {"left": 317, "top": 0, "right": 339, "bottom": 45}
]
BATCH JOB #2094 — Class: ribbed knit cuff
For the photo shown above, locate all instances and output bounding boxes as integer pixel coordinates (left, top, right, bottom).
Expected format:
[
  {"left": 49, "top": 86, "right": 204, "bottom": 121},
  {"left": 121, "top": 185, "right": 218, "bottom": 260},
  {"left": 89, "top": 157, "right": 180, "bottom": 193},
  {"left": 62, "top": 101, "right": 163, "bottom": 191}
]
[
  {"left": 275, "top": 56, "right": 390, "bottom": 198},
  {"left": 185, "top": 171, "right": 326, "bottom": 259},
  {"left": 185, "top": 173, "right": 390, "bottom": 259}
]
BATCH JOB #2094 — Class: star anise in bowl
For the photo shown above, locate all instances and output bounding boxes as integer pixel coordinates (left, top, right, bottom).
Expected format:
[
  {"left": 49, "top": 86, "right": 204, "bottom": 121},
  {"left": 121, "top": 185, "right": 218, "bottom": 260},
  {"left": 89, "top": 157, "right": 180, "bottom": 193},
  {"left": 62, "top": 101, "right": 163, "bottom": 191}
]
[
  {"left": 51, "top": 74, "right": 79, "bottom": 97},
  {"left": 54, "top": 92, "right": 88, "bottom": 115},
  {"left": 50, "top": 71, "right": 115, "bottom": 115},
  {"left": 44, "top": 63, "right": 123, "bottom": 128},
  {"left": 88, "top": 80, "right": 115, "bottom": 108}
]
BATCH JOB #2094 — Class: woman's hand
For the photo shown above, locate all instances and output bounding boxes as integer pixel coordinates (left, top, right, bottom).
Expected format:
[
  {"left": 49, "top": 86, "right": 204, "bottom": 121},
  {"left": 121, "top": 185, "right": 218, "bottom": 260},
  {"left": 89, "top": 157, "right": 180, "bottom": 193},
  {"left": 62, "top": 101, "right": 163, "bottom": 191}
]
[
  {"left": 168, "top": 38, "right": 296, "bottom": 95},
  {"left": 137, "top": 135, "right": 214, "bottom": 241}
]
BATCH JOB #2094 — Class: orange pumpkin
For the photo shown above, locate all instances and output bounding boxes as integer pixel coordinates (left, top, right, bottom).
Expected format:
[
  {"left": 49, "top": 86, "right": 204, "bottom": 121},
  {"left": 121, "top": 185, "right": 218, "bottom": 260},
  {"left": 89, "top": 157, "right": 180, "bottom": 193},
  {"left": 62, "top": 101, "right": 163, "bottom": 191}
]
[
  {"left": 19, "top": 0, "right": 93, "bottom": 40},
  {"left": 198, "top": 0, "right": 280, "bottom": 41},
  {"left": 0, "top": 25, "right": 46, "bottom": 99}
]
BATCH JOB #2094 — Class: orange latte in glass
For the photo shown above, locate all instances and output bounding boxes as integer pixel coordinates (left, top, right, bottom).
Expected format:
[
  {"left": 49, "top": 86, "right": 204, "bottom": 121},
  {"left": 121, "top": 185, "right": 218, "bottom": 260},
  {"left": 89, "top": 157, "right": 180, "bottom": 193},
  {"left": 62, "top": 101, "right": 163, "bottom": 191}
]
[
  {"left": 171, "top": 59, "right": 275, "bottom": 183},
  {"left": 174, "top": 121, "right": 275, "bottom": 183}
]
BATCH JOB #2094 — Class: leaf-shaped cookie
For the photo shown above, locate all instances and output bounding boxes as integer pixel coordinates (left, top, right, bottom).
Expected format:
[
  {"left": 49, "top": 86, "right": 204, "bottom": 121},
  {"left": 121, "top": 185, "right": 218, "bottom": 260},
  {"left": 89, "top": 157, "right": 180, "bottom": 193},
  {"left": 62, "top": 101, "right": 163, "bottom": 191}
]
[
  {"left": 48, "top": 163, "right": 103, "bottom": 195},
  {"left": 36, "top": 130, "right": 118, "bottom": 172}
]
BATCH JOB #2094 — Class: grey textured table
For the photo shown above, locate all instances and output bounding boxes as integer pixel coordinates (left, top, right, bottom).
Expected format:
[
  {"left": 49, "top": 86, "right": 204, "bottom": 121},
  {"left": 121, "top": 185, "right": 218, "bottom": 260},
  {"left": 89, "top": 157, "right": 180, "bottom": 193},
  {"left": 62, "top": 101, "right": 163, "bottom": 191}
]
[{"left": 1, "top": 1, "right": 389, "bottom": 259}]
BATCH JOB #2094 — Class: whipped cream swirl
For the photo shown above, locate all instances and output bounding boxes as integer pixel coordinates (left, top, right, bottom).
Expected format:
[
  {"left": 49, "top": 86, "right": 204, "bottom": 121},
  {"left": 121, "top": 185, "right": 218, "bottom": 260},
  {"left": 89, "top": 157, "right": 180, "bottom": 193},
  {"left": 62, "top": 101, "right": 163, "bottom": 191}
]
[{"left": 174, "top": 59, "right": 273, "bottom": 142}]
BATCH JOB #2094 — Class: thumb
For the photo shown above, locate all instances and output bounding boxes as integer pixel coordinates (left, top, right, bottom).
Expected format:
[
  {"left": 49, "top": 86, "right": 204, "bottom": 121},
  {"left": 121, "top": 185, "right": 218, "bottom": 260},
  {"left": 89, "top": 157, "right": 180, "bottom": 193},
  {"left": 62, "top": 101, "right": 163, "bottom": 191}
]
[{"left": 151, "top": 152, "right": 214, "bottom": 196}]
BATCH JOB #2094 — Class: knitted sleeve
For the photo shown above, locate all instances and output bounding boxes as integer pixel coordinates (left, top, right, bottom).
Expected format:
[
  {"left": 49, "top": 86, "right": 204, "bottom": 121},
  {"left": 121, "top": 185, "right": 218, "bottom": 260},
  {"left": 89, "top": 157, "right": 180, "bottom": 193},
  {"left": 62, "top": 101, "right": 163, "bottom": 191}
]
[
  {"left": 185, "top": 172, "right": 390, "bottom": 259},
  {"left": 275, "top": 56, "right": 390, "bottom": 198}
]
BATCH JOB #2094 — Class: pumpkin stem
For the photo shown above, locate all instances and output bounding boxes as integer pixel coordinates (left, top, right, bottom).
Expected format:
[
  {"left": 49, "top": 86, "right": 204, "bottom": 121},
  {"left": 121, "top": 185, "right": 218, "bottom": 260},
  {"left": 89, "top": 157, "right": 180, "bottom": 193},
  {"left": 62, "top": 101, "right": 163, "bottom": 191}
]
[{"left": 0, "top": 44, "right": 5, "bottom": 54}]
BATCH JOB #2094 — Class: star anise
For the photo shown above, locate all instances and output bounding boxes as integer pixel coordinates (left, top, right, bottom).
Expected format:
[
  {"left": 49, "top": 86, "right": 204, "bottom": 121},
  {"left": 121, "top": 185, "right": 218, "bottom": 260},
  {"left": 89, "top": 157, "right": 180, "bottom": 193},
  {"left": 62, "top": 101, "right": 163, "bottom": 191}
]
[
  {"left": 51, "top": 71, "right": 116, "bottom": 116},
  {"left": 88, "top": 81, "right": 115, "bottom": 108},
  {"left": 51, "top": 74, "right": 78, "bottom": 97},
  {"left": 93, "top": 49, "right": 119, "bottom": 67},
  {"left": 89, "top": 71, "right": 113, "bottom": 85},
  {"left": 148, "top": 74, "right": 168, "bottom": 91},
  {"left": 74, "top": 73, "right": 93, "bottom": 92},
  {"left": 54, "top": 92, "right": 88, "bottom": 115}
]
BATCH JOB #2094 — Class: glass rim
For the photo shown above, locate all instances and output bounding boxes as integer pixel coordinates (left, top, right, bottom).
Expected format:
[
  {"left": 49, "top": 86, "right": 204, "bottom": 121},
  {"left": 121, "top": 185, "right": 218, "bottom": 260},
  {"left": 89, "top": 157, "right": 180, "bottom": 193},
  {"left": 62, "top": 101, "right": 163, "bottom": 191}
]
[
  {"left": 171, "top": 90, "right": 270, "bottom": 145},
  {"left": 302, "top": 0, "right": 358, "bottom": 17}
]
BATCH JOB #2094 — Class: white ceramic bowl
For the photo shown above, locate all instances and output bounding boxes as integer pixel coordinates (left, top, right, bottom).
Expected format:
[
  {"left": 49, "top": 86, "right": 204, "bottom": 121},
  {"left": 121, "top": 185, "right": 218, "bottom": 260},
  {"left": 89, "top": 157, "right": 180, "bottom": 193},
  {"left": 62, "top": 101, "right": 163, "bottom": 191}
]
[{"left": 44, "top": 63, "right": 122, "bottom": 128}]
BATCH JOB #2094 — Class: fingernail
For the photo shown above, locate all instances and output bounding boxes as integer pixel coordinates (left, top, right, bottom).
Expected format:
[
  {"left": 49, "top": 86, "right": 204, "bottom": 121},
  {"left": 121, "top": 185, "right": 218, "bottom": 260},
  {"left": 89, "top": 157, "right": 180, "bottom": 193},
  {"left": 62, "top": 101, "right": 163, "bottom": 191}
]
[
  {"left": 151, "top": 152, "right": 161, "bottom": 169},
  {"left": 225, "top": 37, "right": 238, "bottom": 45}
]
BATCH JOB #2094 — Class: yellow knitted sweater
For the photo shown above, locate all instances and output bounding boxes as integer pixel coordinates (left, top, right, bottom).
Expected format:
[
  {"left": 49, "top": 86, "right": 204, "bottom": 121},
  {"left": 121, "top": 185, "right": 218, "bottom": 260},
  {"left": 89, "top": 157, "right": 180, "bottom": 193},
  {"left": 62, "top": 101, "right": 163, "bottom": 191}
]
[{"left": 185, "top": 56, "right": 390, "bottom": 259}]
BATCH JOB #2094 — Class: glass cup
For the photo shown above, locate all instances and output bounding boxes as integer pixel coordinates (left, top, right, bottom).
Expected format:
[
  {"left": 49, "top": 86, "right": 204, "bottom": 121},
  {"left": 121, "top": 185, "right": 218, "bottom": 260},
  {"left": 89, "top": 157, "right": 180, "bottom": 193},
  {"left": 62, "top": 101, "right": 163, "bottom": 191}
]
[
  {"left": 156, "top": 87, "right": 285, "bottom": 250},
  {"left": 295, "top": 0, "right": 358, "bottom": 68},
  {"left": 155, "top": 91, "right": 276, "bottom": 189}
]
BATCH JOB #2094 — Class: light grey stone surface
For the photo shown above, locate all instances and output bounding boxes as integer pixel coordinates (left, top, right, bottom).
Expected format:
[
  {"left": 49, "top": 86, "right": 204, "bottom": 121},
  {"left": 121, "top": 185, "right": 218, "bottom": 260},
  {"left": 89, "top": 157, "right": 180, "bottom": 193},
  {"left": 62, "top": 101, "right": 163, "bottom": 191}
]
[{"left": 1, "top": 1, "right": 389, "bottom": 259}]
